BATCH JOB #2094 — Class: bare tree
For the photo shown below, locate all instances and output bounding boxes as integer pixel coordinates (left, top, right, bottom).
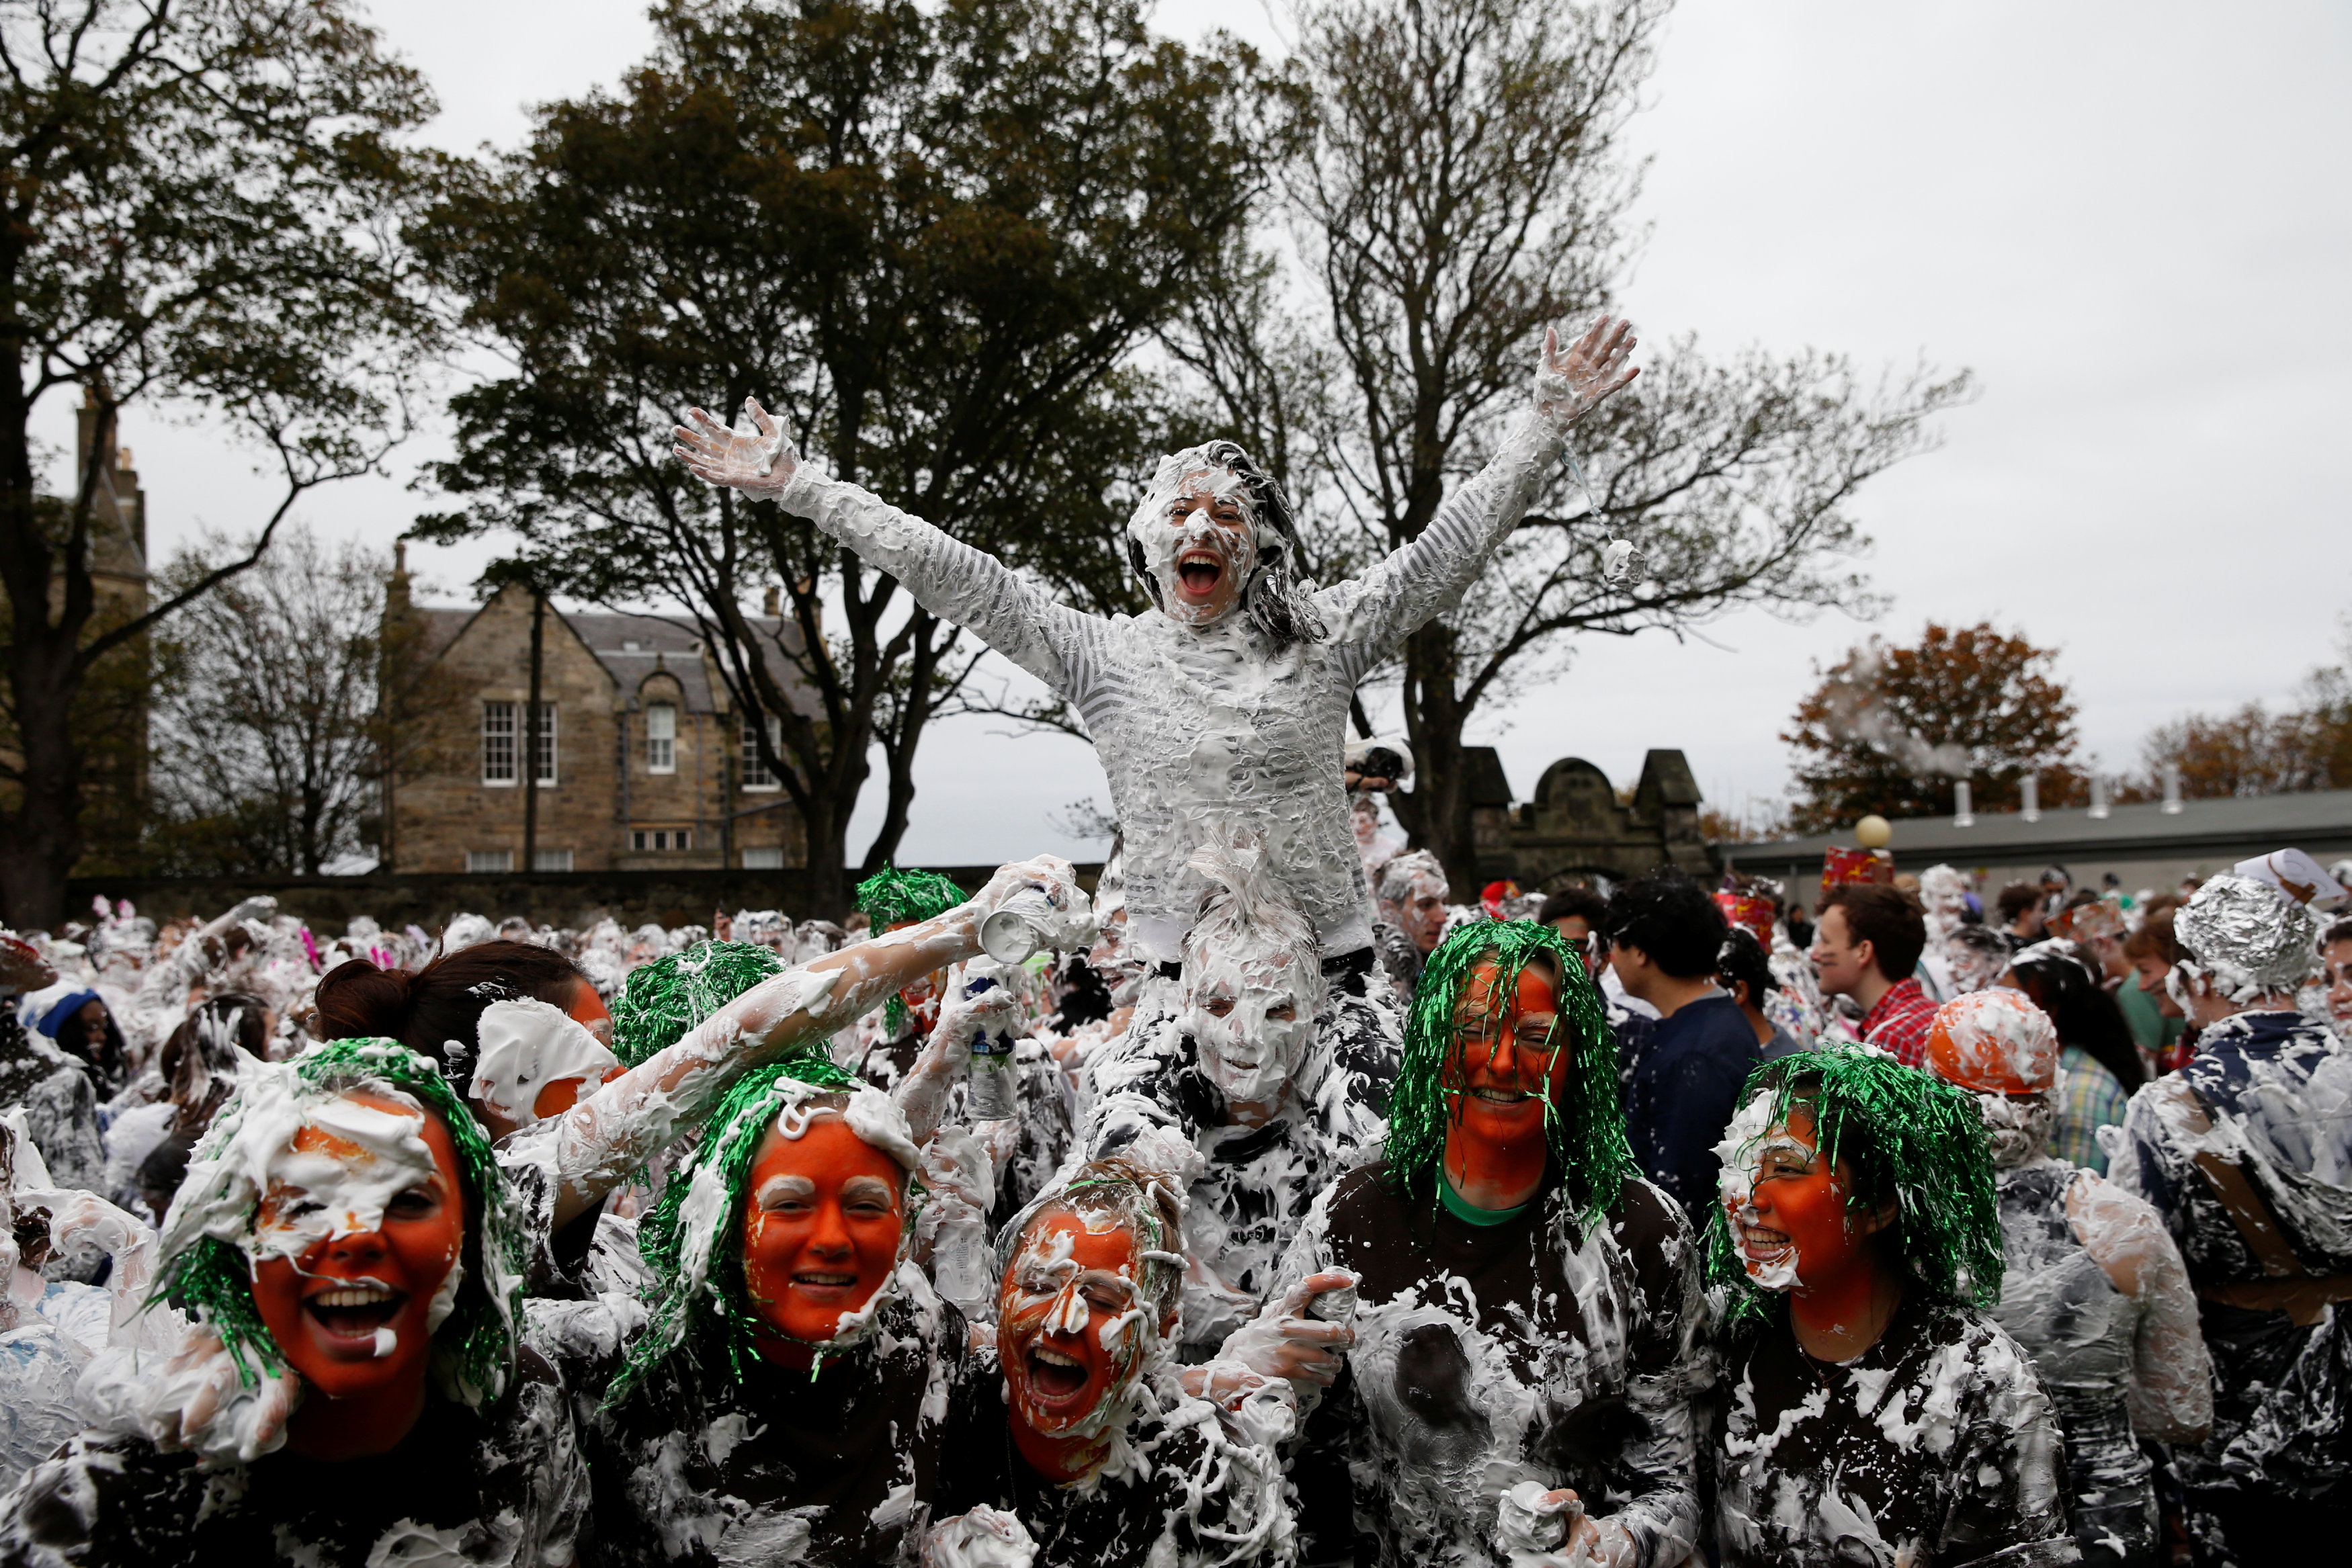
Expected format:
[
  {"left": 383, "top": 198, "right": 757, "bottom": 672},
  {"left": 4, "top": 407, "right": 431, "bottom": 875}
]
[
  {"left": 1175, "top": 0, "right": 1966, "bottom": 889},
  {"left": 146, "top": 526, "right": 428, "bottom": 875}
]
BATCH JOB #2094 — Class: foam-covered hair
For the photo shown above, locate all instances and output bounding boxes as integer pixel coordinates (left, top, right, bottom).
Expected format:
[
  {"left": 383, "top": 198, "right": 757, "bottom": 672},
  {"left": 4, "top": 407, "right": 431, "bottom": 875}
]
[
  {"left": 149, "top": 1039, "right": 523, "bottom": 1405},
  {"left": 1122, "top": 440, "right": 1327, "bottom": 649},
  {"left": 609, "top": 940, "right": 788, "bottom": 1068},
  {"left": 993, "top": 1155, "right": 1187, "bottom": 1327},
  {"left": 612, "top": 1051, "right": 919, "bottom": 1403},
  {"left": 1384, "top": 919, "right": 1633, "bottom": 1230},
  {"left": 1181, "top": 838, "right": 1327, "bottom": 1008},
  {"left": 1707, "top": 1046, "right": 2003, "bottom": 1326}
]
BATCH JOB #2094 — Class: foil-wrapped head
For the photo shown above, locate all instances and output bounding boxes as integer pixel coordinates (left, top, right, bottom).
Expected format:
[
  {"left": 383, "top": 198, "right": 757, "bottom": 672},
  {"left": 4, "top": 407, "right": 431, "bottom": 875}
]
[{"left": 2175, "top": 873, "right": 2323, "bottom": 1003}]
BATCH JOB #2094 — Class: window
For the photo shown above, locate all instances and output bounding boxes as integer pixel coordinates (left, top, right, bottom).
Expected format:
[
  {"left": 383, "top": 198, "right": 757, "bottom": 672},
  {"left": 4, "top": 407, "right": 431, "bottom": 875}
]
[
  {"left": 466, "top": 849, "right": 514, "bottom": 873},
  {"left": 646, "top": 703, "right": 677, "bottom": 773},
  {"left": 742, "top": 846, "right": 786, "bottom": 870},
  {"left": 532, "top": 848, "right": 573, "bottom": 872},
  {"left": 530, "top": 703, "right": 558, "bottom": 786},
  {"left": 630, "top": 829, "right": 693, "bottom": 851},
  {"left": 741, "top": 713, "right": 780, "bottom": 790},
  {"left": 482, "top": 702, "right": 515, "bottom": 785}
]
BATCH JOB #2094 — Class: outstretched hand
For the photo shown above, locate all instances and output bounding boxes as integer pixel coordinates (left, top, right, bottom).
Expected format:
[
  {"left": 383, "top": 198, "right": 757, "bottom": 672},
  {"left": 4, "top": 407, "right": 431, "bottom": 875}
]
[
  {"left": 674, "top": 396, "right": 798, "bottom": 496},
  {"left": 1534, "top": 314, "right": 1639, "bottom": 431}
]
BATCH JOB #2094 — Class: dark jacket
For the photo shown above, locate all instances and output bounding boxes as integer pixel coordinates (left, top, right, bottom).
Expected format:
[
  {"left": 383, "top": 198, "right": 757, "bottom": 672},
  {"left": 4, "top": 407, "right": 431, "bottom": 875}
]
[{"left": 1623, "top": 991, "right": 1760, "bottom": 1223}]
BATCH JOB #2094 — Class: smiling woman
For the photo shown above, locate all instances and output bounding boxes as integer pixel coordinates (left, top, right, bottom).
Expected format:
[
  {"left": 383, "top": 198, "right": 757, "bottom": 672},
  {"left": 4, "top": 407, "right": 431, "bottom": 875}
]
[{"left": 0, "top": 1041, "right": 588, "bottom": 1565}]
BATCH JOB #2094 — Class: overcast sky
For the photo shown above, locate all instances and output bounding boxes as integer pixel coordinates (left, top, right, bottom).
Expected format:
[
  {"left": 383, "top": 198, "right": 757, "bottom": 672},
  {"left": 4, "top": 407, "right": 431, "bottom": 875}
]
[{"left": 87, "top": 1, "right": 2352, "bottom": 866}]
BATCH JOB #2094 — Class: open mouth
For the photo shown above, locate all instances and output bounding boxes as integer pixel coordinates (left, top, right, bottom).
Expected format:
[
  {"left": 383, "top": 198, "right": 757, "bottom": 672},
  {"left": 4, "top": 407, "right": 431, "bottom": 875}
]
[
  {"left": 1026, "top": 1344, "right": 1091, "bottom": 1403},
  {"left": 1176, "top": 552, "right": 1222, "bottom": 599},
  {"left": 304, "top": 1283, "right": 405, "bottom": 1342}
]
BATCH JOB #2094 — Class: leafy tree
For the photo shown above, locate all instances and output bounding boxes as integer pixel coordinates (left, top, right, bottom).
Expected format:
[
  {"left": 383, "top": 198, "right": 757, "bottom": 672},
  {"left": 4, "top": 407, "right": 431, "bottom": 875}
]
[
  {"left": 1782, "top": 621, "right": 2082, "bottom": 831},
  {"left": 0, "top": 0, "right": 437, "bottom": 922},
  {"left": 1171, "top": 0, "right": 1966, "bottom": 893},
  {"left": 416, "top": 0, "right": 1267, "bottom": 912},
  {"left": 2120, "top": 644, "right": 2352, "bottom": 800}
]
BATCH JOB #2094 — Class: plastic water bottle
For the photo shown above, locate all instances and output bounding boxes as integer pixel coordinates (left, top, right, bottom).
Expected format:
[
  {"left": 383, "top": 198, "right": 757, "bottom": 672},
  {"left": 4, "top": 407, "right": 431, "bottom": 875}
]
[{"left": 962, "top": 975, "right": 1019, "bottom": 1121}]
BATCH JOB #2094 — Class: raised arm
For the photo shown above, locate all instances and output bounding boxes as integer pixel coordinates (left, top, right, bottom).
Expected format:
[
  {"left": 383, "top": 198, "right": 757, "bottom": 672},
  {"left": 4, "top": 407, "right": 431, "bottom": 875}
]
[
  {"left": 534, "top": 855, "right": 1082, "bottom": 1229},
  {"left": 675, "top": 400, "right": 1093, "bottom": 695},
  {"left": 1323, "top": 316, "right": 1638, "bottom": 670}
]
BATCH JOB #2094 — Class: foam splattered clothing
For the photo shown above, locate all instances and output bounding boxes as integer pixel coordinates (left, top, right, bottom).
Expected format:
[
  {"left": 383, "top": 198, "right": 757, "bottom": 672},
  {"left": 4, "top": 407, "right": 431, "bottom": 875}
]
[
  {"left": 571, "top": 1264, "right": 987, "bottom": 1567},
  {"left": 0, "top": 1020, "right": 103, "bottom": 1196},
  {"left": 1859, "top": 977, "right": 1937, "bottom": 1068},
  {"left": 771, "top": 415, "right": 1571, "bottom": 967},
  {"left": 853, "top": 1021, "right": 1074, "bottom": 1235},
  {"left": 2107, "top": 1007, "right": 2352, "bottom": 1556},
  {"left": 2047, "top": 1045, "right": 2128, "bottom": 1177},
  {"left": 1265, "top": 1162, "right": 1702, "bottom": 1567},
  {"left": 1990, "top": 1158, "right": 2210, "bottom": 1567},
  {"left": 1708, "top": 1295, "right": 2077, "bottom": 1567},
  {"left": 0, "top": 1344, "right": 589, "bottom": 1567},
  {"left": 1077, "top": 1013, "right": 1384, "bottom": 1359},
  {"left": 937, "top": 1355, "right": 1294, "bottom": 1567}
]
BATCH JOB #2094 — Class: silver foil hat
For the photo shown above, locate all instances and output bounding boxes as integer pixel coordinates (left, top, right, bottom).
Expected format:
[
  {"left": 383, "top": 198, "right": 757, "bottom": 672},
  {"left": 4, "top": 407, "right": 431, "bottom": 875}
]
[{"left": 2175, "top": 873, "right": 2323, "bottom": 1002}]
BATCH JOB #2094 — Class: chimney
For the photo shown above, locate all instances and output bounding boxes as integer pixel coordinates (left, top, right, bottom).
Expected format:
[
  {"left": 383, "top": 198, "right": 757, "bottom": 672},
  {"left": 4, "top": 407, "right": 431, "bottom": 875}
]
[
  {"left": 2019, "top": 774, "right": 2040, "bottom": 823},
  {"left": 2162, "top": 763, "right": 2183, "bottom": 815},
  {"left": 2088, "top": 774, "right": 2110, "bottom": 820},
  {"left": 1952, "top": 780, "right": 1973, "bottom": 827}
]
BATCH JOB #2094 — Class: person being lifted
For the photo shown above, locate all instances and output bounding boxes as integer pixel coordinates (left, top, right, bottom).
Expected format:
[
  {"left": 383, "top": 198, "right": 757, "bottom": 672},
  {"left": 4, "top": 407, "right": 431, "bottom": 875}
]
[{"left": 674, "top": 318, "right": 1639, "bottom": 1008}]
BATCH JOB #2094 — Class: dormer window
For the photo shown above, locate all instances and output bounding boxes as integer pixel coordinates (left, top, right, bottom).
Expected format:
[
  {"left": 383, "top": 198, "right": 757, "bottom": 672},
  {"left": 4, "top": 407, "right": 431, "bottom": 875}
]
[{"left": 622, "top": 640, "right": 642, "bottom": 652}]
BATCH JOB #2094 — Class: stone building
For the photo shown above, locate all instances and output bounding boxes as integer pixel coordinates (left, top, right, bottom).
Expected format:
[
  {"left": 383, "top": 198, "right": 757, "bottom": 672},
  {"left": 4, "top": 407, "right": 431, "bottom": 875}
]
[
  {"left": 382, "top": 564, "right": 806, "bottom": 874},
  {"left": 56, "top": 392, "right": 151, "bottom": 868},
  {"left": 1465, "top": 747, "right": 1714, "bottom": 889}
]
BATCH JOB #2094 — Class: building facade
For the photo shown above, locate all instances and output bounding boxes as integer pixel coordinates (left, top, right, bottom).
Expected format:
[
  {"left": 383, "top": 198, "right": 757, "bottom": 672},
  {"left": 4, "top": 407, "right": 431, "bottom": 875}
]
[{"left": 383, "top": 568, "right": 806, "bottom": 874}]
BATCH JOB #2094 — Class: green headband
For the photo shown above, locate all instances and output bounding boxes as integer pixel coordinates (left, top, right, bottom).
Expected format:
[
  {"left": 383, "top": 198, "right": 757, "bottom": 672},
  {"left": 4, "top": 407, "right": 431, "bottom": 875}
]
[
  {"left": 1706, "top": 1045, "right": 2003, "bottom": 1326},
  {"left": 610, "top": 939, "right": 790, "bottom": 1068},
  {"left": 1383, "top": 919, "right": 1634, "bottom": 1232}
]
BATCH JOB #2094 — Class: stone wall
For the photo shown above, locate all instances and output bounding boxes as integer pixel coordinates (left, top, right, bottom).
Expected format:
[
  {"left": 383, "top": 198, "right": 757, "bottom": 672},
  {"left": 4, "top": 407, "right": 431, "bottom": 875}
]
[{"left": 1495, "top": 749, "right": 1716, "bottom": 891}]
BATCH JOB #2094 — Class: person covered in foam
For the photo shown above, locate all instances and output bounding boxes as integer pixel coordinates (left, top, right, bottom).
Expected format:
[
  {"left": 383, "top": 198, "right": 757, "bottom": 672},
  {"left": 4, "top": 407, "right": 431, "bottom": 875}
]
[
  {"left": 2105, "top": 873, "right": 2352, "bottom": 1561},
  {"left": 1923, "top": 990, "right": 2210, "bottom": 1568},
  {"left": 925, "top": 1157, "right": 1293, "bottom": 1567},
  {"left": 1, "top": 1040, "right": 589, "bottom": 1565},
  {"left": 1076, "top": 839, "right": 1386, "bottom": 1366},
  {"left": 568, "top": 1051, "right": 990, "bottom": 1566},
  {"left": 673, "top": 318, "right": 1640, "bottom": 1010},
  {"left": 1214, "top": 919, "right": 1702, "bottom": 1567},
  {"left": 1706, "top": 1045, "right": 2074, "bottom": 1567},
  {"left": 485, "top": 857, "right": 1079, "bottom": 1303}
]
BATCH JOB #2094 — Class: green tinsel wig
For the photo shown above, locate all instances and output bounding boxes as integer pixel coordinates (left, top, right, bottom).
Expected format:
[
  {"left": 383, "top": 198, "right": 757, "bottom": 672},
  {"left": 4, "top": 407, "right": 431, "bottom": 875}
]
[
  {"left": 1706, "top": 1045, "right": 2003, "bottom": 1326},
  {"left": 855, "top": 865, "right": 965, "bottom": 928},
  {"left": 148, "top": 1038, "right": 525, "bottom": 1405},
  {"left": 610, "top": 1049, "right": 917, "bottom": 1405},
  {"left": 610, "top": 940, "right": 790, "bottom": 1068},
  {"left": 855, "top": 865, "right": 965, "bottom": 1034},
  {"left": 1384, "top": 918, "right": 1635, "bottom": 1231}
]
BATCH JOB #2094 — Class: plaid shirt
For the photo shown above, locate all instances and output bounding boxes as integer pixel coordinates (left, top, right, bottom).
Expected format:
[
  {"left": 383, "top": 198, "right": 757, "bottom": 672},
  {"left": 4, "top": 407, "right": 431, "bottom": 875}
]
[
  {"left": 2048, "top": 1044, "right": 2129, "bottom": 1176},
  {"left": 1861, "top": 977, "right": 1938, "bottom": 1068}
]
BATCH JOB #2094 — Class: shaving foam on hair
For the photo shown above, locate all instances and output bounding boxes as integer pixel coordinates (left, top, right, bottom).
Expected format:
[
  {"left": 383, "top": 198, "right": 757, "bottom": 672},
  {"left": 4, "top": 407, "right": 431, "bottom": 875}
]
[{"left": 470, "top": 997, "right": 619, "bottom": 1127}]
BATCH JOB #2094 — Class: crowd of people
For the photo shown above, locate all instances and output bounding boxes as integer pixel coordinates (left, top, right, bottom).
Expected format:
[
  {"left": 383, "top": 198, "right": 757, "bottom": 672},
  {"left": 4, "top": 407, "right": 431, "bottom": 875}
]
[{"left": 0, "top": 313, "right": 2341, "bottom": 1567}]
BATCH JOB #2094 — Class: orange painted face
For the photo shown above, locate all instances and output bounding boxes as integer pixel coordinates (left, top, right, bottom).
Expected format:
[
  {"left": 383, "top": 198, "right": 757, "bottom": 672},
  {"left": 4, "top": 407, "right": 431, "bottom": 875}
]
[
  {"left": 1441, "top": 960, "right": 1567, "bottom": 1176},
  {"left": 1730, "top": 1108, "right": 1869, "bottom": 1291},
  {"left": 740, "top": 1117, "right": 907, "bottom": 1351},
  {"left": 997, "top": 1211, "right": 1153, "bottom": 1437},
  {"left": 534, "top": 982, "right": 622, "bottom": 1121},
  {"left": 249, "top": 1094, "right": 465, "bottom": 1407}
]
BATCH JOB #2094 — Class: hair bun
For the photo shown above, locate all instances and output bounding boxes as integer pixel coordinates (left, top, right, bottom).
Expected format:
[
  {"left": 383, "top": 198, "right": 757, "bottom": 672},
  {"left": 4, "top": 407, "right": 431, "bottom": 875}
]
[{"left": 314, "top": 957, "right": 418, "bottom": 1042}]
